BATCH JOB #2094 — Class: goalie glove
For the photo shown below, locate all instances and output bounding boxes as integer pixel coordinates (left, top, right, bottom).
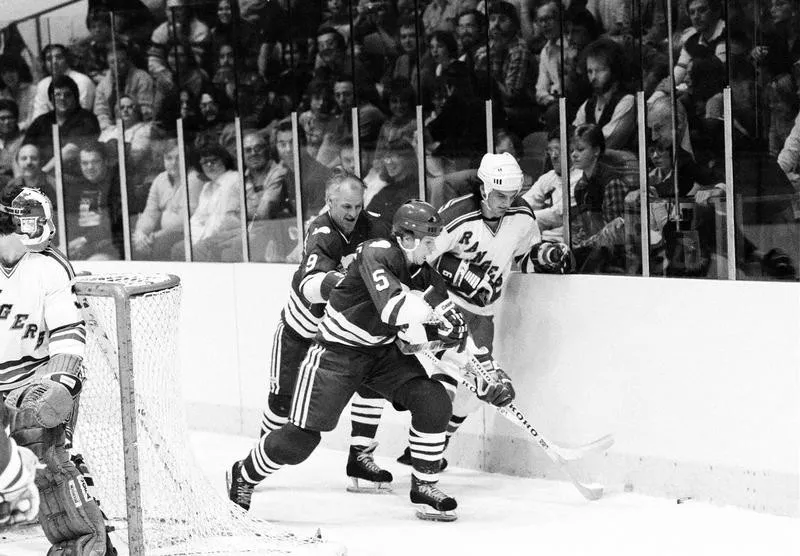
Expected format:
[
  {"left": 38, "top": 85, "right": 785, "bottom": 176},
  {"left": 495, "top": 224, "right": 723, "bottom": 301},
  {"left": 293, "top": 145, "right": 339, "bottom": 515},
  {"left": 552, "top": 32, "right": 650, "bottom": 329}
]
[
  {"left": 437, "top": 254, "right": 495, "bottom": 306},
  {"left": 472, "top": 357, "right": 515, "bottom": 407},
  {"left": 520, "top": 241, "right": 575, "bottom": 274},
  {"left": 0, "top": 441, "right": 41, "bottom": 526}
]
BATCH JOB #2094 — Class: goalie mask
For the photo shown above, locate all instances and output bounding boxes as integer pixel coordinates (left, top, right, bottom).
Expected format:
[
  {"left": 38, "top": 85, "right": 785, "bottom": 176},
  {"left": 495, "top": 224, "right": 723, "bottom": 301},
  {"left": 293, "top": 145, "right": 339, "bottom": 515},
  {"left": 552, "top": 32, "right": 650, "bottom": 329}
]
[{"left": 0, "top": 187, "right": 55, "bottom": 252}]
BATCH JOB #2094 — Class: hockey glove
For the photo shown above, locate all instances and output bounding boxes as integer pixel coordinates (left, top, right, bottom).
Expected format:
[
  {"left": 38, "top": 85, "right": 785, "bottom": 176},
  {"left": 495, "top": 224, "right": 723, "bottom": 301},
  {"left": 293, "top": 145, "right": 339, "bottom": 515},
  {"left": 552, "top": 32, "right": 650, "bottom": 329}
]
[
  {"left": 0, "top": 442, "right": 41, "bottom": 526},
  {"left": 437, "top": 254, "right": 495, "bottom": 306},
  {"left": 521, "top": 242, "right": 575, "bottom": 274},
  {"left": 430, "top": 299, "right": 468, "bottom": 352},
  {"left": 472, "top": 357, "right": 515, "bottom": 407}
]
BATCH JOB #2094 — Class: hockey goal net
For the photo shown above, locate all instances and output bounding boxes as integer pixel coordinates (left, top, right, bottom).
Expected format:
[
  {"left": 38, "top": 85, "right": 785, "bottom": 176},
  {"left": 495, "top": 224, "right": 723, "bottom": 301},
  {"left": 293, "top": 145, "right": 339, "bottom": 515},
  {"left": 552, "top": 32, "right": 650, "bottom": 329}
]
[{"left": 71, "top": 273, "right": 341, "bottom": 556}]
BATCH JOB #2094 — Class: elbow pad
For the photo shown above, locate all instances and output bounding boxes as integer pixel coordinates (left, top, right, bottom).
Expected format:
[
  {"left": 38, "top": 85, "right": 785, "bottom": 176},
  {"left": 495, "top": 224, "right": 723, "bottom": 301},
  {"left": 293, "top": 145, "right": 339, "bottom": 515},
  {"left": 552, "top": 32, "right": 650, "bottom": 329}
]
[
  {"left": 301, "top": 271, "right": 344, "bottom": 304},
  {"left": 319, "top": 271, "right": 344, "bottom": 301}
]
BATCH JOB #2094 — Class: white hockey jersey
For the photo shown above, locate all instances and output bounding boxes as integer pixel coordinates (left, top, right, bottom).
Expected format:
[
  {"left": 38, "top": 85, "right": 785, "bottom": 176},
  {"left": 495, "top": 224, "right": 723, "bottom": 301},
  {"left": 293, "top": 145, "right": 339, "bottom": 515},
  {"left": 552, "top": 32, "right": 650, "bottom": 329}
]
[
  {"left": 0, "top": 247, "right": 85, "bottom": 391},
  {"left": 432, "top": 194, "right": 541, "bottom": 316}
]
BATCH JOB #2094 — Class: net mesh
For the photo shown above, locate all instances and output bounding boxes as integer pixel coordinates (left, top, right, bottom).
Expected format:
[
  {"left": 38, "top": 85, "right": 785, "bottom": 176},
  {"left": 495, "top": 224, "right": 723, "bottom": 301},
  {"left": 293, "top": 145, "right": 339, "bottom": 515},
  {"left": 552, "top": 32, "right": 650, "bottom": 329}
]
[{"left": 71, "top": 273, "right": 340, "bottom": 555}]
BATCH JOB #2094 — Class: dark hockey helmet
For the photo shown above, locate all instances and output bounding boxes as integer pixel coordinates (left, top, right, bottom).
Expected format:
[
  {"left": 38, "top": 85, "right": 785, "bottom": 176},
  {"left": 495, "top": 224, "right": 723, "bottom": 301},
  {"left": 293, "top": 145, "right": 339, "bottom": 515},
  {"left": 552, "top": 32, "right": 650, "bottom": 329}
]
[
  {"left": 392, "top": 199, "right": 443, "bottom": 240},
  {"left": 0, "top": 185, "right": 55, "bottom": 252}
]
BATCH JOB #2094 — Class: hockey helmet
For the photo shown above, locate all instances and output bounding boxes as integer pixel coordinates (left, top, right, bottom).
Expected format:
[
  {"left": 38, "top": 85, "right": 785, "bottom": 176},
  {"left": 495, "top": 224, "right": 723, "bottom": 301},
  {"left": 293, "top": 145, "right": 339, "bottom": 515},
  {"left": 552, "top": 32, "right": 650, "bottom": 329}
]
[
  {"left": 392, "top": 199, "right": 443, "bottom": 240},
  {"left": 0, "top": 187, "right": 55, "bottom": 252},
  {"left": 477, "top": 152, "right": 524, "bottom": 197}
]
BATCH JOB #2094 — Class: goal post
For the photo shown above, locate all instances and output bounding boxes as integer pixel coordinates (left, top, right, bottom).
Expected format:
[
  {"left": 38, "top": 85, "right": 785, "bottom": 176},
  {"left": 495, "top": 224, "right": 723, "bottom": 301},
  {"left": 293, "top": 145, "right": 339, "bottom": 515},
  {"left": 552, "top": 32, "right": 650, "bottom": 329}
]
[{"left": 72, "top": 273, "right": 342, "bottom": 556}]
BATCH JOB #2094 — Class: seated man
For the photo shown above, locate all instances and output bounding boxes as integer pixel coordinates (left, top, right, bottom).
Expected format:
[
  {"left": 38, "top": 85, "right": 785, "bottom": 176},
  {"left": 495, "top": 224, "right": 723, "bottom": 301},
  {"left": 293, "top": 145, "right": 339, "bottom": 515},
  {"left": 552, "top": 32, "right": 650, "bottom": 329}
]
[
  {"left": 63, "top": 141, "right": 123, "bottom": 260},
  {"left": 31, "top": 44, "right": 95, "bottom": 120},
  {"left": 133, "top": 138, "right": 204, "bottom": 261},
  {"left": 0, "top": 99, "right": 23, "bottom": 180},
  {"left": 23, "top": 75, "right": 100, "bottom": 177},
  {"left": 572, "top": 38, "right": 635, "bottom": 151}
]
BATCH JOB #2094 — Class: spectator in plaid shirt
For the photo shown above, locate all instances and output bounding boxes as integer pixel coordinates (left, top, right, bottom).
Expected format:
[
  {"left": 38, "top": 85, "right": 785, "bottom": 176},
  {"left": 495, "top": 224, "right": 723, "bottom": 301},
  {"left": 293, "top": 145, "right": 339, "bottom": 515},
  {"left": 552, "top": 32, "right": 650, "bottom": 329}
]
[
  {"left": 488, "top": 2, "right": 535, "bottom": 135},
  {"left": 569, "top": 124, "right": 629, "bottom": 248}
]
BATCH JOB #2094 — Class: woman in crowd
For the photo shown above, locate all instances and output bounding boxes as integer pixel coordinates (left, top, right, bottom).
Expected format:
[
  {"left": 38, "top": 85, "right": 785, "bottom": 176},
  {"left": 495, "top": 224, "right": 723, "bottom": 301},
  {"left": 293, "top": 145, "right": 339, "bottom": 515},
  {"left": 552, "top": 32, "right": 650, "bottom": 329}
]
[
  {"left": 569, "top": 123, "right": 629, "bottom": 246},
  {"left": 0, "top": 55, "right": 36, "bottom": 131},
  {"left": 172, "top": 142, "right": 242, "bottom": 262}
]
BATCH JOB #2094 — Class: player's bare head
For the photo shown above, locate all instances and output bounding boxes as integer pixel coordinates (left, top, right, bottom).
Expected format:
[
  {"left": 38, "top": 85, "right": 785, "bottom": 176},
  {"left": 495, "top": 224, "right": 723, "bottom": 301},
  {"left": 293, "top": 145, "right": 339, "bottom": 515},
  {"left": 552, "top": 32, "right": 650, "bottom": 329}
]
[
  {"left": 477, "top": 152, "right": 523, "bottom": 218},
  {"left": 326, "top": 169, "right": 365, "bottom": 234},
  {"left": 392, "top": 199, "right": 442, "bottom": 265},
  {"left": 0, "top": 184, "right": 55, "bottom": 253}
]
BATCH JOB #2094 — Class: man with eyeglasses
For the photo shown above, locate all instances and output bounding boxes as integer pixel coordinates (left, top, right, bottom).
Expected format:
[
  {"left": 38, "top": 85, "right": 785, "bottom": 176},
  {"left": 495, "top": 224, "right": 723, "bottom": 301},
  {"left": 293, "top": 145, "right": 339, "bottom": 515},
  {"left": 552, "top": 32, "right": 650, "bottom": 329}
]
[
  {"left": 243, "top": 131, "right": 290, "bottom": 221},
  {"left": 673, "top": 0, "right": 726, "bottom": 88},
  {"left": 456, "top": 10, "right": 488, "bottom": 80}
]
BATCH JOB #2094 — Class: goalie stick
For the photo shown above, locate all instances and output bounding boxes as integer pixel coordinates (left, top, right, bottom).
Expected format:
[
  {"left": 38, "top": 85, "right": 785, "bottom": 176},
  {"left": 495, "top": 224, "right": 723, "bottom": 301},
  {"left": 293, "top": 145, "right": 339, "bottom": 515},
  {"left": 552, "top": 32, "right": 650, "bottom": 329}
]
[{"left": 410, "top": 347, "right": 610, "bottom": 501}]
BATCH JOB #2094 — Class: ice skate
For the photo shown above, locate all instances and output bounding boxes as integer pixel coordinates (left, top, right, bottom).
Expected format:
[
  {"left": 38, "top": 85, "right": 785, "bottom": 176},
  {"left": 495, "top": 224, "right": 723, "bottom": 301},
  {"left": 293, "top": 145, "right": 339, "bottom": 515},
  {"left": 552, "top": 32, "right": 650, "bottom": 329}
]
[
  {"left": 410, "top": 474, "right": 457, "bottom": 522},
  {"left": 396, "top": 446, "right": 448, "bottom": 471},
  {"left": 227, "top": 460, "right": 255, "bottom": 511},
  {"left": 346, "top": 442, "right": 393, "bottom": 493}
]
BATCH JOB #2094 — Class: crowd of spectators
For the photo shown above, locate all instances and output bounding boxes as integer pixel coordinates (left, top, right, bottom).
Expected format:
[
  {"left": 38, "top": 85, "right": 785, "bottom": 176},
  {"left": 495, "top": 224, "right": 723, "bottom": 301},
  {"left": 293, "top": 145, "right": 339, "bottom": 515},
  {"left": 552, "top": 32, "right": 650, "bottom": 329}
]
[{"left": 0, "top": 0, "right": 795, "bottom": 279}]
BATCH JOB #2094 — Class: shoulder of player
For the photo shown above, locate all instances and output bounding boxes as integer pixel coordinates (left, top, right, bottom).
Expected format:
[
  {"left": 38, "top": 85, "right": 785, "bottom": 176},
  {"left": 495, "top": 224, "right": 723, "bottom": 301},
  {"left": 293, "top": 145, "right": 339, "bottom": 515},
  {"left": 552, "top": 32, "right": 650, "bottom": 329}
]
[
  {"left": 439, "top": 194, "right": 481, "bottom": 232},
  {"left": 33, "top": 248, "right": 76, "bottom": 281},
  {"left": 507, "top": 197, "right": 535, "bottom": 218},
  {"left": 304, "top": 213, "right": 339, "bottom": 248},
  {"left": 359, "top": 238, "right": 403, "bottom": 265},
  {"left": 360, "top": 211, "right": 392, "bottom": 239}
]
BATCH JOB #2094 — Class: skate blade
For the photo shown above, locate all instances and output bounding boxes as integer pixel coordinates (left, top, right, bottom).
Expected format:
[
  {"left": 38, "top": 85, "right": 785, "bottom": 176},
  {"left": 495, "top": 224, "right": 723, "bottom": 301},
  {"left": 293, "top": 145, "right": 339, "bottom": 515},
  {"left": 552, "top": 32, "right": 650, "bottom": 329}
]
[
  {"left": 415, "top": 505, "right": 457, "bottom": 522},
  {"left": 224, "top": 470, "right": 231, "bottom": 492},
  {"left": 346, "top": 477, "right": 392, "bottom": 494}
]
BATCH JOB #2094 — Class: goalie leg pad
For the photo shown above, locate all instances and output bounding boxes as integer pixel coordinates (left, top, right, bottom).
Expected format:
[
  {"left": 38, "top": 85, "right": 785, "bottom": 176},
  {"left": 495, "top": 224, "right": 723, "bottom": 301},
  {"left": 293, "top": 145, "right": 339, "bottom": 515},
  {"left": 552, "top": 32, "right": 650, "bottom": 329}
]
[{"left": 10, "top": 413, "right": 108, "bottom": 556}]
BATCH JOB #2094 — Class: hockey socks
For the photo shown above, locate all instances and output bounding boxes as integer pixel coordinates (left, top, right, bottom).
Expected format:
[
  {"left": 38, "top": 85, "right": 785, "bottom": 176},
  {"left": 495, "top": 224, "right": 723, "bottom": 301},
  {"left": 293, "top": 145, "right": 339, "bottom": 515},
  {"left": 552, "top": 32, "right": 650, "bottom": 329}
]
[
  {"left": 408, "top": 428, "right": 456, "bottom": 521},
  {"left": 349, "top": 393, "right": 385, "bottom": 448},
  {"left": 241, "top": 434, "right": 285, "bottom": 485},
  {"left": 445, "top": 414, "right": 467, "bottom": 440},
  {"left": 260, "top": 403, "right": 289, "bottom": 437},
  {"left": 408, "top": 427, "right": 446, "bottom": 479}
]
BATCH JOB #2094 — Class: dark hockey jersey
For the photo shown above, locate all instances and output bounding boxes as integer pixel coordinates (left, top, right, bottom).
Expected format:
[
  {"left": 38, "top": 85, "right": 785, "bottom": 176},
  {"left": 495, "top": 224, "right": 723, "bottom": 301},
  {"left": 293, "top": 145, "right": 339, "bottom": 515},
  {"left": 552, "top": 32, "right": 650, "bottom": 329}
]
[
  {"left": 317, "top": 238, "right": 450, "bottom": 348},
  {"left": 281, "top": 211, "right": 390, "bottom": 338}
]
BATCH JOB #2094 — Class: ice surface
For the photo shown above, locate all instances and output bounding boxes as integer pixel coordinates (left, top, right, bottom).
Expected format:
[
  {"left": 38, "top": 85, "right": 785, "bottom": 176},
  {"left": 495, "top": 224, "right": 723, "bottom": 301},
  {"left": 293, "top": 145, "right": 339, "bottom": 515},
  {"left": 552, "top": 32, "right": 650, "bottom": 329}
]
[{"left": 2, "top": 431, "right": 798, "bottom": 556}]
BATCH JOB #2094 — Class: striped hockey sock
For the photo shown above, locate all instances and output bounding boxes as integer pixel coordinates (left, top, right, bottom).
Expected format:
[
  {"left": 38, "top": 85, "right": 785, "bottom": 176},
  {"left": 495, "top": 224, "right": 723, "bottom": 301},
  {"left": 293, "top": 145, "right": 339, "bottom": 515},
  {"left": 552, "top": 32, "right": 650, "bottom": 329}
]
[
  {"left": 349, "top": 393, "right": 385, "bottom": 448},
  {"left": 241, "top": 433, "right": 285, "bottom": 485},
  {"left": 260, "top": 404, "right": 289, "bottom": 437},
  {"left": 446, "top": 414, "right": 467, "bottom": 440},
  {"left": 408, "top": 426, "right": 447, "bottom": 482}
]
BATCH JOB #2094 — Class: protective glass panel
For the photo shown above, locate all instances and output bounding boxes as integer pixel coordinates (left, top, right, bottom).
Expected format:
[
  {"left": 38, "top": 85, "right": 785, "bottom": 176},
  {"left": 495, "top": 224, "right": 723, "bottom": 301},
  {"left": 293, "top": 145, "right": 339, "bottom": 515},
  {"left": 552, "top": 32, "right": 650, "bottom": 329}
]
[{"left": 727, "top": 0, "right": 800, "bottom": 281}]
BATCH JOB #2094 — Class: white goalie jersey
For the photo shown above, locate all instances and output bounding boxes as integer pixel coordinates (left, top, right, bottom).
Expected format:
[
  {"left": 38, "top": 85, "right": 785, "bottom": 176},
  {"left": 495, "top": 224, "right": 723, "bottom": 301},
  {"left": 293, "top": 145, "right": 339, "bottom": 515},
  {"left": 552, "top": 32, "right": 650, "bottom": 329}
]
[
  {"left": 0, "top": 248, "right": 85, "bottom": 391},
  {"left": 431, "top": 194, "right": 541, "bottom": 316}
]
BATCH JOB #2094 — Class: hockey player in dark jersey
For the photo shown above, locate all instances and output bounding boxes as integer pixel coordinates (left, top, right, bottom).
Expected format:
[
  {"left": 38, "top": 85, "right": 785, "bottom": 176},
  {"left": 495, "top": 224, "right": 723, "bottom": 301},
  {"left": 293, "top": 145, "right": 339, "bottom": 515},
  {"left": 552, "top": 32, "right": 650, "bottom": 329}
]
[
  {"left": 228, "top": 171, "right": 396, "bottom": 505},
  {"left": 229, "top": 200, "right": 497, "bottom": 521}
]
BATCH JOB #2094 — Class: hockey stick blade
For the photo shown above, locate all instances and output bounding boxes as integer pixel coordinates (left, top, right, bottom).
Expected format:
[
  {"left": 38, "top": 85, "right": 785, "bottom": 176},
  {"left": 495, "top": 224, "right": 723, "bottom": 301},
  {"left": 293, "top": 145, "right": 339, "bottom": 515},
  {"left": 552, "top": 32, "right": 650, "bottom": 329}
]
[
  {"left": 553, "top": 433, "right": 615, "bottom": 461},
  {"left": 411, "top": 348, "right": 608, "bottom": 501}
]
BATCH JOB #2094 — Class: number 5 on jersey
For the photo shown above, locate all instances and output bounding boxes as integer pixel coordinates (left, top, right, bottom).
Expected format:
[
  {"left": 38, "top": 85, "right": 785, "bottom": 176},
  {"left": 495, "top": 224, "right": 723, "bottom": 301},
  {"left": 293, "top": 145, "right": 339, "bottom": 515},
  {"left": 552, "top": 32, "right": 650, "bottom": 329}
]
[{"left": 372, "top": 269, "right": 389, "bottom": 291}]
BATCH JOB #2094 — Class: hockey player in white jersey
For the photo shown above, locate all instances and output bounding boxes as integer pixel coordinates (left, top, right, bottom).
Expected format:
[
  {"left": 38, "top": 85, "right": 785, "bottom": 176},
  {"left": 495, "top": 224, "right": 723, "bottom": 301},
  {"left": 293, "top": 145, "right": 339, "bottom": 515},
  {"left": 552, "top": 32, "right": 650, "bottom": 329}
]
[
  {"left": 394, "top": 152, "right": 573, "bottom": 466},
  {"left": 0, "top": 184, "right": 115, "bottom": 555}
]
